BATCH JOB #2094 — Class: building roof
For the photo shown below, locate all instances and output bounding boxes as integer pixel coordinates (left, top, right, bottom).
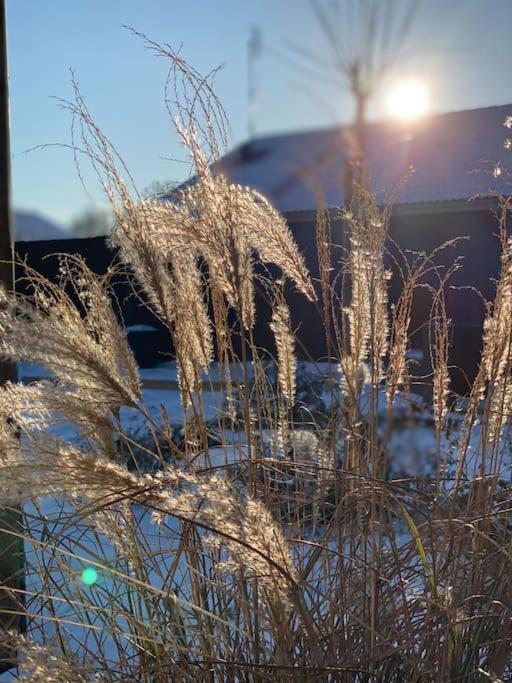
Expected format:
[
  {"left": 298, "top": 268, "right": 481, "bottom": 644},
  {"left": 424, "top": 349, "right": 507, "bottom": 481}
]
[{"left": 213, "top": 104, "right": 512, "bottom": 213}]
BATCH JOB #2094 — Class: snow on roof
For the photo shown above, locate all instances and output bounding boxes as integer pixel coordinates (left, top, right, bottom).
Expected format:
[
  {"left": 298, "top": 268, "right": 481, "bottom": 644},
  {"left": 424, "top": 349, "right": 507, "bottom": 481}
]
[{"left": 214, "top": 104, "right": 512, "bottom": 213}]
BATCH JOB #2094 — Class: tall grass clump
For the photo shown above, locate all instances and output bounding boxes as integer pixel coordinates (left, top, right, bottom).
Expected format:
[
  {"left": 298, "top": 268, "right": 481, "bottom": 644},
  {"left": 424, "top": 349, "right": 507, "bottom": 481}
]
[{"left": 1, "top": 35, "right": 512, "bottom": 681}]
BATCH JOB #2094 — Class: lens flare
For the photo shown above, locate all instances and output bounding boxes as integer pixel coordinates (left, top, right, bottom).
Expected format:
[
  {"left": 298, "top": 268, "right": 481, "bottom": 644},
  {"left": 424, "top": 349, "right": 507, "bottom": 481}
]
[{"left": 81, "top": 567, "right": 98, "bottom": 586}]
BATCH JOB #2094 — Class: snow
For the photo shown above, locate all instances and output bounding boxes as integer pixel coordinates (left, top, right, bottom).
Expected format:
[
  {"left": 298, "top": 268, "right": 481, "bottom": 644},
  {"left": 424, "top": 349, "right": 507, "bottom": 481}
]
[
  {"left": 121, "top": 386, "right": 225, "bottom": 424},
  {"left": 387, "top": 424, "right": 439, "bottom": 477},
  {"left": 4, "top": 358, "right": 512, "bottom": 677},
  {"left": 15, "top": 359, "right": 510, "bottom": 483},
  {"left": 18, "top": 360, "right": 259, "bottom": 386},
  {"left": 126, "top": 324, "right": 160, "bottom": 333},
  {"left": 0, "top": 499, "right": 184, "bottom": 679},
  {"left": 200, "top": 104, "right": 512, "bottom": 213}
]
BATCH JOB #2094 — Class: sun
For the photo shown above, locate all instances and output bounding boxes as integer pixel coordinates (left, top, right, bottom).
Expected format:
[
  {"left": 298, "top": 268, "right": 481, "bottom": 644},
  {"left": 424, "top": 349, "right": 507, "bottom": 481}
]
[{"left": 387, "top": 79, "right": 429, "bottom": 121}]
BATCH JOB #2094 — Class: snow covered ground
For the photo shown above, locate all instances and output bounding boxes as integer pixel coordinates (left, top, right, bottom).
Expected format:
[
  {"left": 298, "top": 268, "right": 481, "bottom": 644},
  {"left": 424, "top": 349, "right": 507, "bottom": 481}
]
[{"left": 1, "top": 360, "right": 510, "bottom": 677}]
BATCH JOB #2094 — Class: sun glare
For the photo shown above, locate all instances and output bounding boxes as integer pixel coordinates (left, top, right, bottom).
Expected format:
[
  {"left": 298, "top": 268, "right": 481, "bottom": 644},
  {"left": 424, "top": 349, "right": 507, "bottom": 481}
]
[{"left": 387, "top": 79, "right": 429, "bottom": 121}]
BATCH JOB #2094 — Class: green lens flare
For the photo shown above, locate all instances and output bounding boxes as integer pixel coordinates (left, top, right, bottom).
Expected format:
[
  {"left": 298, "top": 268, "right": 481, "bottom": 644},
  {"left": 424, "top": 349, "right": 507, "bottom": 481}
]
[{"left": 81, "top": 567, "right": 98, "bottom": 586}]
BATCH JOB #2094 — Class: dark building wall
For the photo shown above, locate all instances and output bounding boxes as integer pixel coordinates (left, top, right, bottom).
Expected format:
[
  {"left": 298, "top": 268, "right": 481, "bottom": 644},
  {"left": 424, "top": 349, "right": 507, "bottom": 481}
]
[
  {"left": 15, "top": 236, "right": 163, "bottom": 330},
  {"left": 285, "top": 201, "right": 503, "bottom": 393},
  {"left": 13, "top": 200, "right": 504, "bottom": 392},
  {"left": 389, "top": 203, "right": 501, "bottom": 324},
  {"left": 14, "top": 236, "right": 171, "bottom": 368},
  {"left": 389, "top": 203, "right": 502, "bottom": 393}
]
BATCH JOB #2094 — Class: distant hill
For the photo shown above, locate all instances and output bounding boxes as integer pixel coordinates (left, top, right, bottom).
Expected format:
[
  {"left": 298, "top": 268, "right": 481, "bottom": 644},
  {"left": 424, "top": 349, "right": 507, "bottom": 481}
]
[{"left": 13, "top": 210, "right": 69, "bottom": 242}]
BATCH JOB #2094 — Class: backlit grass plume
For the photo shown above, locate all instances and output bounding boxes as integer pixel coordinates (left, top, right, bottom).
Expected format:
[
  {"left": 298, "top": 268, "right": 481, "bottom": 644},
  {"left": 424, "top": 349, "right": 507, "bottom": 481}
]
[
  {"left": 270, "top": 299, "right": 296, "bottom": 407},
  {"left": 0, "top": 258, "right": 141, "bottom": 413},
  {"left": 3, "top": 31, "right": 512, "bottom": 683},
  {"left": 57, "top": 35, "right": 313, "bottom": 408}
]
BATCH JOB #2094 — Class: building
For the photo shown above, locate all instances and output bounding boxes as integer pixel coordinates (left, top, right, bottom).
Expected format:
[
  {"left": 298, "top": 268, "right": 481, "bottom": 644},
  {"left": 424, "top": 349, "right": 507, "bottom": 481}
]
[
  {"left": 203, "top": 104, "right": 512, "bottom": 393},
  {"left": 16, "top": 104, "right": 512, "bottom": 394},
  {"left": 215, "top": 104, "right": 510, "bottom": 214}
]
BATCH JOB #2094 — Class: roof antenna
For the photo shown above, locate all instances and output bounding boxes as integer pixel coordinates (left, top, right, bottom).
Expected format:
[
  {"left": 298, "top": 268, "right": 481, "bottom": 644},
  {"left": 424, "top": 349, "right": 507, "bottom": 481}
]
[{"left": 247, "top": 25, "right": 262, "bottom": 141}]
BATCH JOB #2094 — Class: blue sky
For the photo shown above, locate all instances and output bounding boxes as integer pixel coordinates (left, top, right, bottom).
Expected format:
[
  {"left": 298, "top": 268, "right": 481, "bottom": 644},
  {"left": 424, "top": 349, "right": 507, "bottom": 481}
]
[{"left": 7, "top": 0, "right": 512, "bottom": 228}]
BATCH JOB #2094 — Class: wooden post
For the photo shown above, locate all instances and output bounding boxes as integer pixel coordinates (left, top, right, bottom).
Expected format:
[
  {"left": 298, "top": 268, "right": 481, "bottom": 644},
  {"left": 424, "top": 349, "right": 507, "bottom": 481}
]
[{"left": 0, "top": 0, "right": 25, "bottom": 672}]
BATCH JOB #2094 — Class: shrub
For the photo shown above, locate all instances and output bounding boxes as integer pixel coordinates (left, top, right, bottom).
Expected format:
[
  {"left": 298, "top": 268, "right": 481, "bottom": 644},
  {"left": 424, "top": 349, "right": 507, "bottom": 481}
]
[{"left": 1, "top": 36, "right": 512, "bottom": 682}]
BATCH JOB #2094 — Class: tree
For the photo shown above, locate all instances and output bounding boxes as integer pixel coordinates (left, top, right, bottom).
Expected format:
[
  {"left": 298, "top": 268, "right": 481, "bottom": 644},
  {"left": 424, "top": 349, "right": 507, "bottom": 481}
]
[
  {"left": 286, "top": 0, "right": 419, "bottom": 195},
  {"left": 142, "top": 179, "right": 178, "bottom": 199},
  {"left": 70, "top": 206, "right": 114, "bottom": 238}
]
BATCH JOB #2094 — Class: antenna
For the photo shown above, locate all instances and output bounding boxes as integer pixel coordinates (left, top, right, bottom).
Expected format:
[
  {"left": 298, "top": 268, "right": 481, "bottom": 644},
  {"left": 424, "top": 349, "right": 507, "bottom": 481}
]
[{"left": 247, "top": 25, "right": 262, "bottom": 140}]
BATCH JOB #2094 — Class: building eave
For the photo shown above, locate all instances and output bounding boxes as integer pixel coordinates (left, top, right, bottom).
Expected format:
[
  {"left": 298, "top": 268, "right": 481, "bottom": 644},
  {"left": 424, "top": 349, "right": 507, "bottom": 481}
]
[{"left": 283, "top": 195, "right": 507, "bottom": 223}]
